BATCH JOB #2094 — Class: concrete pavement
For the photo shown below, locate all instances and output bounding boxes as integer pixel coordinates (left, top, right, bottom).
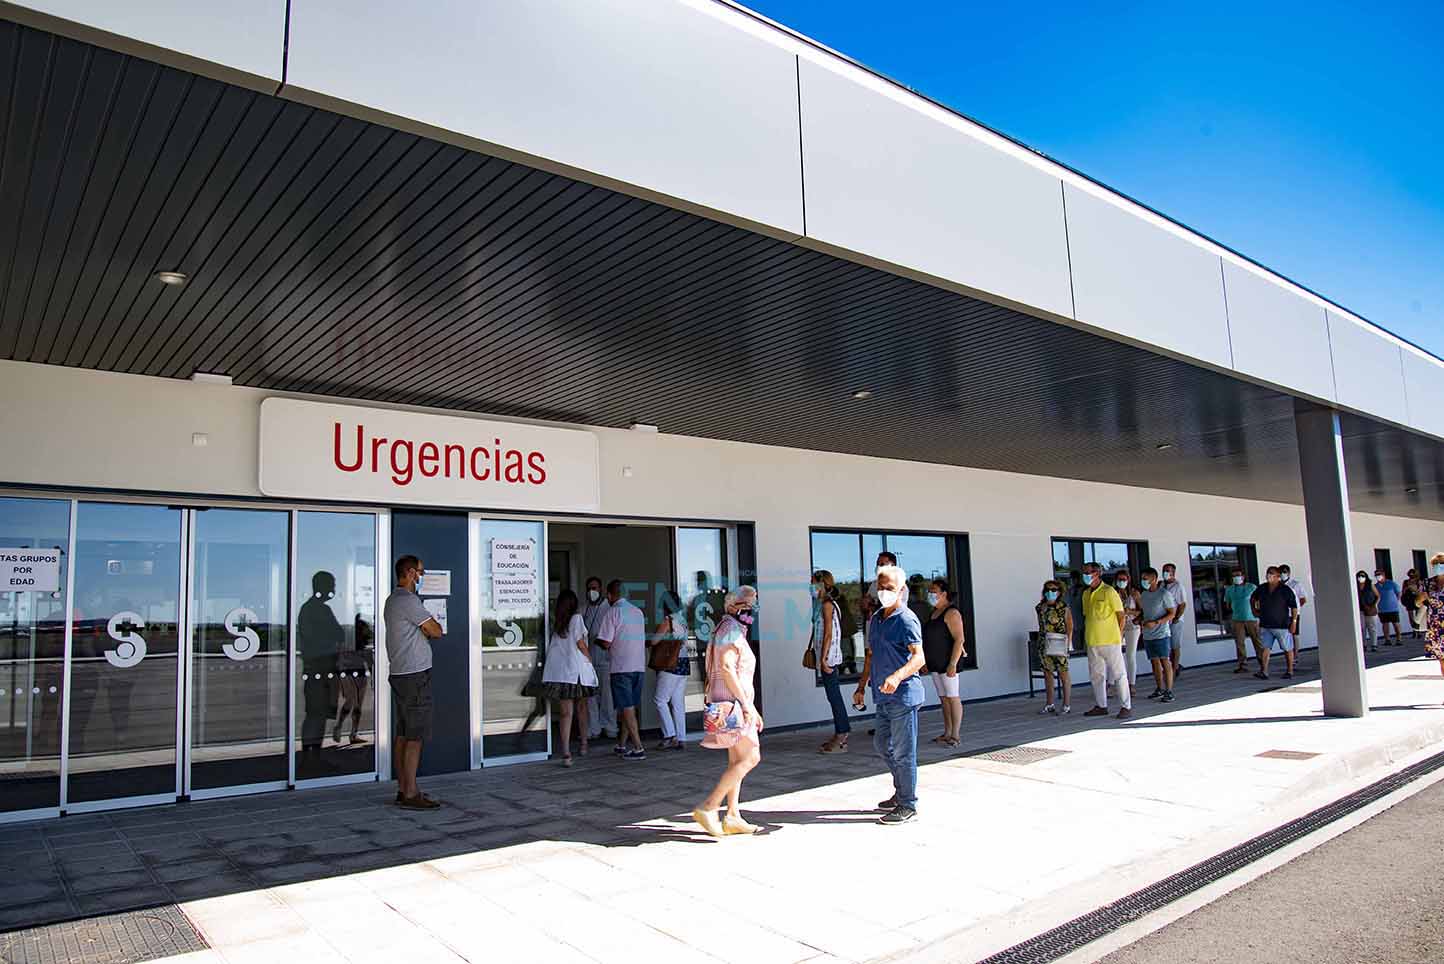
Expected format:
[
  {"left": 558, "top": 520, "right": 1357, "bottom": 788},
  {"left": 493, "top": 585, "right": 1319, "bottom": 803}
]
[{"left": 2, "top": 644, "right": 1442, "bottom": 964}]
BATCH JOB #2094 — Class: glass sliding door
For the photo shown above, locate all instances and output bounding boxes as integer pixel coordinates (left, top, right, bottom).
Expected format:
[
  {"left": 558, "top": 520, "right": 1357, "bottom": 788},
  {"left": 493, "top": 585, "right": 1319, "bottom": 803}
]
[
  {"left": 68, "top": 503, "right": 183, "bottom": 806},
  {"left": 294, "top": 511, "right": 377, "bottom": 782},
  {"left": 676, "top": 527, "right": 728, "bottom": 719},
  {"left": 0, "top": 497, "right": 70, "bottom": 816},
  {"left": 473, "top": 517, "right": 547, "bottom": 762},
  {"left": 187, "top": 509, "right": 290, "bottom": 793}
]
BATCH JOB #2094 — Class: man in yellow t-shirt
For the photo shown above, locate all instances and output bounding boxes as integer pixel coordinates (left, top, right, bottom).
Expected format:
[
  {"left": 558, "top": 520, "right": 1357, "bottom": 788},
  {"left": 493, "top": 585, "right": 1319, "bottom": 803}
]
[{"left": 1080, "top": 563, "right": 1132, "bottom": 719}]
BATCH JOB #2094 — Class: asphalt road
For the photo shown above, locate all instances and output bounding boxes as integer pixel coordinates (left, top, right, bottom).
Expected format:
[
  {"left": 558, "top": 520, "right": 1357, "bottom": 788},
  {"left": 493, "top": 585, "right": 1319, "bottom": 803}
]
[{"left": 1097, "top": 777, "right": 1444, "bottom": 964}]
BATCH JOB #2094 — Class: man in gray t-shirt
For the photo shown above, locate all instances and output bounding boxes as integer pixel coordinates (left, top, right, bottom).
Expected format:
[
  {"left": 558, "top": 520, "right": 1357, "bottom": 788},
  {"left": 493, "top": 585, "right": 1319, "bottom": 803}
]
[
  {"left": 384, "top": 555, "right": 442, "bottom": 810},
  {"left": 1138, "top": 567, "right": 1179, "bottom": 703}
]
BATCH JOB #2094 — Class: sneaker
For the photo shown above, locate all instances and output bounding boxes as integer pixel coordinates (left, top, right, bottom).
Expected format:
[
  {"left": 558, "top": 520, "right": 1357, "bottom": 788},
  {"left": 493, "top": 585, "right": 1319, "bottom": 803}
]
[
  {"left": 1253, "top": 671, "right": 1270, "bottom": 680},
  {"left": 879, "top": 806, "right": 917, "bottom": 825},
  {"left": 1040, "top": 704, "right": 1056, "bottom": 715},
  {"left": 1116, "top": 707, "right": 1133, "bottom": 720},
  {"left": 1233, "top": 665, "right": 1248, "bottom": 674},
  {"left": 1083, "top": 706, "right": 1109, "bottom": 717},
  {"left": 612, "top": 744, "right": 626, "bottom": 755},
  {"left": 623, "top": 748, "right": 647, "bottom": 761},
  {"left": 1281, "top": 672, "right": 1294, "bottom": 680},
  {"left": 1147, "top": 688, "right": 1163, "bottom": 699},
  {"left": 876, "top": 795, "right": 898, "bottom": 811},
  {"left": 1161, "top": 690, "right": 1175, "bottom": 703},
  {"left": 655, "top": 738, "right": 676, "bottom": 751},
  {"left": 1059, "top": 704, "right": 1072, "bottom": 715}
]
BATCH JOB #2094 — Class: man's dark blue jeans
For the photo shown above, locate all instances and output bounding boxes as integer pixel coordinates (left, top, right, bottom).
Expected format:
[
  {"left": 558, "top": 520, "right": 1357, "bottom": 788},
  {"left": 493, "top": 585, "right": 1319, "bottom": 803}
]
[{"left": 873, "top": 697, "right": 919, "bottom": 809}]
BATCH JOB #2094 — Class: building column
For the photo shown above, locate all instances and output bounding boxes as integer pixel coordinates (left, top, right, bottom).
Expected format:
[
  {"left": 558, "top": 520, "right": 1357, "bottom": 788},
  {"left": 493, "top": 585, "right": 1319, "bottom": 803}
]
[{"left": 1294, "top": 401, "right": 1367, "bottom": 718}]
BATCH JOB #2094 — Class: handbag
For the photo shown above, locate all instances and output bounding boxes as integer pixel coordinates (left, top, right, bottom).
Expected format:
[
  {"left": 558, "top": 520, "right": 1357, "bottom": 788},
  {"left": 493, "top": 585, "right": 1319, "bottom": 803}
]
[
  {"left": 648, "top": 615, "right": 683, "bottom": 672},
  {"left": 802, "top": 643, "right": 816, "bottom": 670},
  {"left": 701, "top": 617, "right": 748, "bottom": 750}
]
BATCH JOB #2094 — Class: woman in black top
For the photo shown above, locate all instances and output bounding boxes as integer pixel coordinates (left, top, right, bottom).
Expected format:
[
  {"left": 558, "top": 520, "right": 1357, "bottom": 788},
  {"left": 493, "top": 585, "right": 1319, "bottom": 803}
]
[{"left": 924, "top": 579, "right": 967, "bottom": 747}]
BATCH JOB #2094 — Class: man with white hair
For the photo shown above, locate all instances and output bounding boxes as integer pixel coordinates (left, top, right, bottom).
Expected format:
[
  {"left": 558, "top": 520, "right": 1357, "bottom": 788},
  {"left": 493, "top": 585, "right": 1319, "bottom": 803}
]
[{"left": 853, "top": 564, "right": 927, "bottom": 825}]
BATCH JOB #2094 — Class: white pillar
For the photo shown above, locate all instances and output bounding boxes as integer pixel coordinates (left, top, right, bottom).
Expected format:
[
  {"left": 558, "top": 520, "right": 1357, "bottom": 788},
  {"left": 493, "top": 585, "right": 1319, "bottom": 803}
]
[{"left": 1294, "top": 402, "right": 1367, "bottom": 718}]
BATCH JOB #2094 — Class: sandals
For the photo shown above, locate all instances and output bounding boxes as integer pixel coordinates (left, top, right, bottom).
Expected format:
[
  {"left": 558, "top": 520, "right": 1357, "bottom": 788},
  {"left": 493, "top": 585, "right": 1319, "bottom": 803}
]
[
  {"left": 820, "top": 738, "right": 848, "bottom": 754},
  {"left": 561, "top": 755, "right": 573, "bottom": 768}
]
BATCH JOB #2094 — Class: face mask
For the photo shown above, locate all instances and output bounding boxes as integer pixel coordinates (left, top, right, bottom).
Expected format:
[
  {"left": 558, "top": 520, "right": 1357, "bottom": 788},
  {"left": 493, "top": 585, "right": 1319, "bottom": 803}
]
[
  {"left": 876, "top": 589, "right": 900, "bottom": 609},
  {"left": 1140, "top": 578, "right": 1152, "bottom": 590},
  {"left": 1233, "top": 576, "right": 1244, "bottom": 585},
  {"left": 927, "top": 592, "right": 940, "bottom": 606},
  {"left": 733, "top": 607, "right": 755, "bottom": 625},
  {"left": 1044, "top": 590, "right": 1059, "bottom": 602},
  {"left": 587, "top": 590, "right": 600, "bottom": 603},
  {"left": 1116, "top": 579, "right": 1129, "bottom": 589},
  {"left": 1434, "top": 564, "right": 1444, "bottom": 577},
  {"left": 1162, "top": 573, "right": 1174, "bottom": 583},
  {"left": 1358, "top": 576, "right": 1367, "bottom": 584},
  {"left": 1280, "top": 573, "right": 1290, "bottom": 581}
]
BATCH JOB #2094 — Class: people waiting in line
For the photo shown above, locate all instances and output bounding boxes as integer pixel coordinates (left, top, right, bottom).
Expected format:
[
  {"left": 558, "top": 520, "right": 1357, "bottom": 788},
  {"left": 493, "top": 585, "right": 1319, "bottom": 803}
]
[
  {"left": 923, "top": 578, "right": 967, "bottom": 746},
  {"left": 1253, "top": 566, "right": 1298, "bottom": 679},
  {"left": 1159, "top": 563, "right": 1187, "bottom": 682},
  {"left": 1421, "top": 554, "right": 1444, "bottom": 684},
  {"left": 1117, "top": 570, "right": 1141, "bottom": 697},
  {"left": 1035, "top": 579, "right": 1073, "bottom": 715},
  {"left": 854, "top": 564, "right": 927, "bottom": 824},
  {"left": 1357, "top": 571, "right": 1382, "bottom": 653},
  {"left": 581, "top": 576, "right": 616, "bottom": 741},
  {"left": 1375, "top": 569, "right": 1404, "bottom": 646},
  {"left": 1402, "top": 570, "right": 1424, "bottom": 639},
  {"left": 595, "top": 580, "right": 648, "bottom": 760},
  {"left": 1279, "top": 564, "right": 1309, "bottom": 640},
  {"left": 529, "top": 588, "right": 596, "bottom": 766},
  {"left": 811, "top": 570, "right": 851, "bottom": 754},
  {"left": 649, "top": 597, "right": 690, "bottom": 751},
  {"left": 1080, "top": 563, "right": 1132, "bottom": 719},
  {"left": 383, "top": 555, "right": 444, "bottom": 810},
  {"left": 693, "top": 586, "right": 763, "bottom": 837},
  {"left": 1137, "top": 568, "right": 1177, "bottom": 703},
  {"left": 1224, "top": 567, "right": 1262, "bottom": 673}
]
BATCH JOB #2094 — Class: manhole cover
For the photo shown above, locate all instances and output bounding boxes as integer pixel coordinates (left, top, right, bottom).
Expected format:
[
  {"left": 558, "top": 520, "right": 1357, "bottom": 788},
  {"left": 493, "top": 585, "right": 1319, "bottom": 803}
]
[
  {"left": 968, "top": 746, "right": 1071, "bottom": 766},
  {"left": 0, "top": 906, "right": 206, "bottom": 964},
  {"left": 1256, "top": 749, "right": 1321, "bottom": 760}
]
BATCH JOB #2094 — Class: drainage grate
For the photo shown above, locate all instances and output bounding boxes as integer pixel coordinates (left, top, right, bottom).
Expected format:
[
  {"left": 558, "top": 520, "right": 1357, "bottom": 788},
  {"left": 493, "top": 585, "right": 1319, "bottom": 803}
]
[
  {"left": 967, "top": 746, "right": 1071, "bottom": 766},
  {"left": 1281, "top": 685, "right": 1323, "bottom": 693},
  {"left": 1256, "top": 750, "right": 1321, "bottom": 760},
  {"left": 0, "top": 906, "right": 206, "bottom": 964},
  {"left": 1403, "top": 675, "right": 1444, "bottom": 681},
  {"left": 976, "top": 747, "right": 1444, "bottom": 964}
]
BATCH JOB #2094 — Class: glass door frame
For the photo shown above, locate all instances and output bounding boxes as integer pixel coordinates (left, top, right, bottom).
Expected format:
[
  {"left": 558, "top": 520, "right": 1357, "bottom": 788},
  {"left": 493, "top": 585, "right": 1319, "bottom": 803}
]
[
  {"left": 468, "top": 510, "right": 740, "bottom": 770},
  {"left": 0, "top": 487, "right": 388, "bottom": 817}
]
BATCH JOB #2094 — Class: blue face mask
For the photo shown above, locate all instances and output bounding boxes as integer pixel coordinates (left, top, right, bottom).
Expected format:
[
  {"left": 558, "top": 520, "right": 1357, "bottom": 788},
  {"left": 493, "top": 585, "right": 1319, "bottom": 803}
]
[
  {"left": 1140, "top": 578, "right": 1152, "bottom": 590},
  {"left": 1434, "top": 564, "right": 1444, "bottom": 577},
  {"left": 1044, "top": 590, "right": 1059, "bottom": 602}
]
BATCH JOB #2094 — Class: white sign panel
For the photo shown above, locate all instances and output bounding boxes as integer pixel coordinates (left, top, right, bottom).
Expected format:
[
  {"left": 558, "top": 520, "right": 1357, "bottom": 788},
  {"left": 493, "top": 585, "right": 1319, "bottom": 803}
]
[
  {"left": 1, "top": 548, "right": 61, "bottom": 592},
  {"left": 418, "top": 570, "right": 451, "bottom": 597},
  {"left": 259, "top": 398, "right": 600, "bottom": 512},
  {"left": 491, "top": 539, "right": 537, "bottom": 609},
  {"left": 423, "top": 598, "right": 449, "bottom": 635}
]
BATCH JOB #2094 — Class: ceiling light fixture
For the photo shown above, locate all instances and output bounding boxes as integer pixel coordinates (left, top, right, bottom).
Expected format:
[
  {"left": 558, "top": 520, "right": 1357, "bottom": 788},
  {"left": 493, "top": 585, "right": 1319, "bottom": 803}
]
[
  {"left": 1406, "top": 487, "right": 1419, "bottom": 494},
  {"left": 155, "top": 270, "right": 188, "bottom": 286},
  {"left": 1155, "top": 443, "right": 1173, "bottom": 451},
  {"left": 628, "top": 422, "right": 659, "bottom": 433},
  {"left": 852, "top": 390, "right": 873, "bottom": 400}
]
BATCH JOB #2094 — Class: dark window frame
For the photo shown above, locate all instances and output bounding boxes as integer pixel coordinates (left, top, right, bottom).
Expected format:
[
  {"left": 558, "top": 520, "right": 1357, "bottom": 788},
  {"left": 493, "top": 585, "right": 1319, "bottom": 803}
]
[
  {"left": 1049, "top": 536, "right": 1150, "bottom": 655},
  {"left": 1374, "top": 548, "right": 1393, "bottom": 580},
  {"left": 807, "top": 527, "right": 977, "bottom": 685},
  {"left": 1187, "top": 542, "right": 1260, "bottom": 641}
]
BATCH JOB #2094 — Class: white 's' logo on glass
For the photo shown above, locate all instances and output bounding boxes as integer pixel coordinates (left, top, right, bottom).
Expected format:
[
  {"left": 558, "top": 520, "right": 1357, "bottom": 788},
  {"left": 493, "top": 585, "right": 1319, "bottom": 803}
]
[
  {"left": 223, "top": 608, "right": 260, "bottom": 661},
  {"left": 105, "top": 612, "right": 147, "bottom": 668}
]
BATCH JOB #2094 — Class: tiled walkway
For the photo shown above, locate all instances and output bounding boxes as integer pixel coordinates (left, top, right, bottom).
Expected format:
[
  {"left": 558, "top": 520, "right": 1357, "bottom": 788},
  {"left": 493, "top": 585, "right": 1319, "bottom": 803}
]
[{"left": 2, "top": 644, "right": 1442, "bottom": 964}]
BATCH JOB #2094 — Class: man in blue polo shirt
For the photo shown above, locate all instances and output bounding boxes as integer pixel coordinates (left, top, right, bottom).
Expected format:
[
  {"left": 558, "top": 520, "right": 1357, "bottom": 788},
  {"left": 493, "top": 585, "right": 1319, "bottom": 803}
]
[{"left": 853, "top": 564, "right": 926, "bottom": 825}]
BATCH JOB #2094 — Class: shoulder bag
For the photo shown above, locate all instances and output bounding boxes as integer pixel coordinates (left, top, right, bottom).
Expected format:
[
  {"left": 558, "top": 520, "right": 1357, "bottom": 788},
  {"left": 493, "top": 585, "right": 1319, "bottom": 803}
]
[
  {"left": 701, "top": 618, "right": 748, "bottom": 749},
  {"left": 648, "top": 616, "right": 683, "bottom": 672}
]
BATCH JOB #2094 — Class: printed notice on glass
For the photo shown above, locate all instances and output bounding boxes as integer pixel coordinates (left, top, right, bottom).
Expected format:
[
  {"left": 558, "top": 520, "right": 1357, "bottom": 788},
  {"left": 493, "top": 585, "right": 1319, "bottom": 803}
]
[
  {"left": 1, "top": 548, "right": 61, "bottom": 592},
  {"left": 418, "top": 569, "right": 451, "bottom": 597},
  {"left": 491, "top": 539, "right": 537, "bottom": 609},
  {"left": 423, "top": 598, "right": 449, "bottom": 635}
]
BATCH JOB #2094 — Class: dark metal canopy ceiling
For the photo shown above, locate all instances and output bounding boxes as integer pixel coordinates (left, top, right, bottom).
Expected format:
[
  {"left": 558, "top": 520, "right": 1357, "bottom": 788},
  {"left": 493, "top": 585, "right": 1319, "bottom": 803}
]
[{"left": 2, "top": 20, "right": 1441, "bottom": 519}]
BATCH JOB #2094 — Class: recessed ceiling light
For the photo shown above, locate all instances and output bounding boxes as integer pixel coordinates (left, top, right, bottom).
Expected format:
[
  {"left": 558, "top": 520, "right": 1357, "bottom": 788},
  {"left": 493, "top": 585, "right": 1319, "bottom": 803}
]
[
  {"left": 852, "top": 390, "right": 873, "bottom": 400},
  {"left": 628, "top": 422, "right": 658, "bottom": 433},
  {"left": 1407, "top": 487, "right": 1418, "bottom": 494},
  {"left": 155, "top": 270, "right": 188, "bottom": 286},
  {"left": 1155, "top": 443, "right": 1173, "bottom": 451}
]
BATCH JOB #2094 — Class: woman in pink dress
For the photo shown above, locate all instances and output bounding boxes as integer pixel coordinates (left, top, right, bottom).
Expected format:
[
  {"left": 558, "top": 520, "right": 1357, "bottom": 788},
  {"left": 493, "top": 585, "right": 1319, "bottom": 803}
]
[{"left": 692, "top": 585, "right": 763, "bottom": 837}]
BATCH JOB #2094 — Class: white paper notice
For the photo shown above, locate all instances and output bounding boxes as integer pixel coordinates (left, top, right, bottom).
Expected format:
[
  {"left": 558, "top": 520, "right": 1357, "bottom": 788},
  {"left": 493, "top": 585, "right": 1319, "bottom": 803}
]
[
  {"left": 418, "top": 570, "right": 451, "bottom": 597},
  {"left": 1, "top": 548, "right": 61, "bottom": 592},
  {"left": 491, "top": 539, "right": 537, "bottom": 609},
  {"left": 423, "top": 598, "right": 448, "bottom": 635}
]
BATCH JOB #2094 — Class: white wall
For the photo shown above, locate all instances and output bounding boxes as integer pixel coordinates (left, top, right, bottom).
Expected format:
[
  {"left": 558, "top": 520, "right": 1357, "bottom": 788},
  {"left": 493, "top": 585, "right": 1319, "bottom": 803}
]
[{"left": 5, "top": 361, "right": 1442, "bottom": 729}]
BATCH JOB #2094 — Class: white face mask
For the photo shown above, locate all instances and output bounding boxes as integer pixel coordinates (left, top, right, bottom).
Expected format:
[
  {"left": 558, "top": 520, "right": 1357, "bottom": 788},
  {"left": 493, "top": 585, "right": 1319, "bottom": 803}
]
[
  {"left": 1434, "top": 564, "right": 1444, "bottom": 577},
  {"left": 876, "top": 589, "right": 900, "bottom": 609},
  {"left": 926, "top": 592, "right": 940, "bottom": 606},
  {"left": 1116, "top": 579, "right": 1129, "bottom": 589},
  {"left": 1233, "top": 576, "right": 1244, "bottom": 585},
  {"left": 587, "top": 589, "right": 601, "bottom": 603}
]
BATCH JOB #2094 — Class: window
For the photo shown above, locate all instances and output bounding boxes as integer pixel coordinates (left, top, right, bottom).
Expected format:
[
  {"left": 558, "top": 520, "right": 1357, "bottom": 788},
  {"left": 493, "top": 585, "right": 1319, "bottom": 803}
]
[
  {"left": 1050, "top": 537, "right": 1149, "bottom": 653},
  {"left": 808, "top": 529, "right": 975, "bottom": 682},
  {"left": 1188, "top": 543, "right": 1259, "bottom": 639},
  {"left": 1374, "top": 549, "right": 1393, "bottom": 580},
  {"left": 1413, "top": 549, "right": 1428, "bottom": 579}
]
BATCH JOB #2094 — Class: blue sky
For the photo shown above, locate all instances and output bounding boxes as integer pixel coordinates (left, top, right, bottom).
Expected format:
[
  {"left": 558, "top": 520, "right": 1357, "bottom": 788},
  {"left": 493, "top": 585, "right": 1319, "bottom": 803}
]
[{"left": 747, "top": 0, "right": 1444, "bottom": 358}]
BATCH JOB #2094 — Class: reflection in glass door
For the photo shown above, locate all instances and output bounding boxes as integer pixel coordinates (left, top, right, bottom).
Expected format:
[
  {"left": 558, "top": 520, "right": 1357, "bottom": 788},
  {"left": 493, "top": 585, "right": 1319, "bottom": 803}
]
[
  {"left": 68, "top": 503, "right": 183, "bottom": 806},
  {"left": 188, "top": 509, "right": 290, "bottom": 794},
  {"left": 472, "top": 517, "right": 548, "bottom": 763},
  {"left": 676, "top": 528, "right": 728, "bottom": 720},
  {"left": 0, "top": 497, "right": 70, "bottom": 817}
]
